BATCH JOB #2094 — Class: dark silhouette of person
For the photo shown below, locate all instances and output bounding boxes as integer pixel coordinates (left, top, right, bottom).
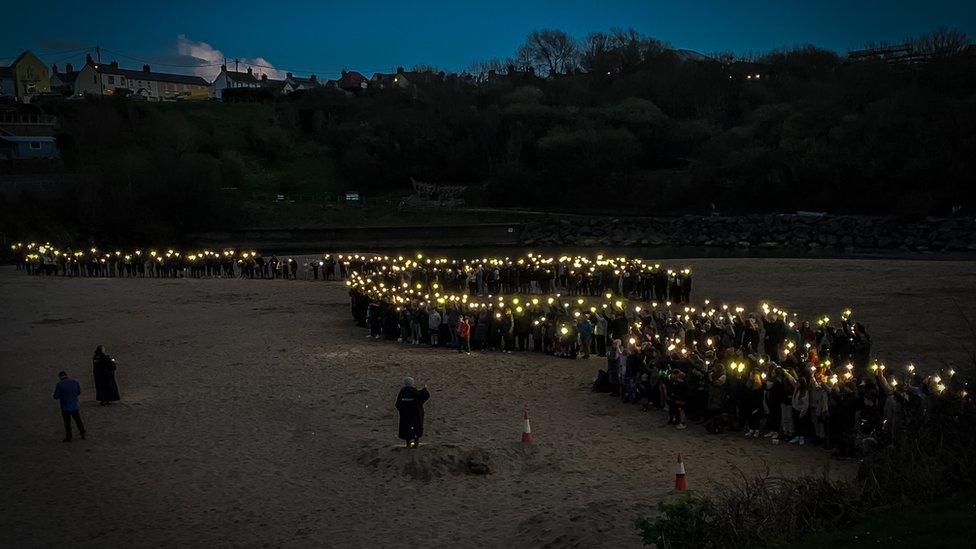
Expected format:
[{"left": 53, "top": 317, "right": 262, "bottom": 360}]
[
  {"left": 92, "top": 345, "right": 120, "bottom": 405},
  {"left": 53, "top": 371, "right": 86, "bottom": 442},
  {"left": 395, "top": 376, "right": 430, "bottom": 448}
]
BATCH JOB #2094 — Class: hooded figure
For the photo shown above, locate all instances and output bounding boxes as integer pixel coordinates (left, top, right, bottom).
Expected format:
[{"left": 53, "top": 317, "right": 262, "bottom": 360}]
[
  {"left": 395, "top": 377, "right": 430, "bottom": 447},
  {"left": 92, "top": 345, "right": 120, "bottom": 405}
]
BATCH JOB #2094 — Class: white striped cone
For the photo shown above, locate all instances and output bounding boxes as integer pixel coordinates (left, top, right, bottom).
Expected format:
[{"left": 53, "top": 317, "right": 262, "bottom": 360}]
[
  {"left": 521, "top": 407, "right": 533, "bottom": 443},
  {"left": 675, "top": 454, "right": 688, "bottom": 491}
]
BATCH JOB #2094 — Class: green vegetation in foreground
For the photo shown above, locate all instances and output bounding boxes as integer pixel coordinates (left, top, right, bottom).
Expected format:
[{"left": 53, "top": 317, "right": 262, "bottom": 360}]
[{"left": 787, "top": 492, "right": 976, "bottom": 549}]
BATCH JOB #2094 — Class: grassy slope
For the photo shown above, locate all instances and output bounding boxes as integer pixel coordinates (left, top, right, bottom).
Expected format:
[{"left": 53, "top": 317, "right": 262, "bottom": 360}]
[
  {"left": 155, "top": 101, "right": 338, "bottom": 200},
  {"left": 787, "top": 493, "right": 976, "bottom": 549}
]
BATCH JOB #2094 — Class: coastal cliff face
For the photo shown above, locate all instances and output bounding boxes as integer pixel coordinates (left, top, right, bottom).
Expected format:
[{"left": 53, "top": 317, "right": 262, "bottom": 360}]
[{"left": 520, "top": 214, "right": 976, "bottom": 253}]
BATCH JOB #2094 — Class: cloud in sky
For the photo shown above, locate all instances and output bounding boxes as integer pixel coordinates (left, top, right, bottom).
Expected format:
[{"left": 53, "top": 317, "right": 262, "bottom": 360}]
[{"left": 175, "top": 35, "right": 286, "bottom": 80}]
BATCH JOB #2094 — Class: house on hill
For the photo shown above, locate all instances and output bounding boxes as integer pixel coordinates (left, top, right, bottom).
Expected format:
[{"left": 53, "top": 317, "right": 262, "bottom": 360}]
[
  {"left": 255, "top": 72, "right": 323, "bottom": 95},
  {"left": 371, "top": 67, "right": 413, "bottom": 90},
  {"left": 0, "top": 51, "right": 51, "bottom": 102},
  {"left": 338, "top": 70, "right": 368, "bottom": 94},
  {"left": 73, "top": 56, "right": 211, "bottom": 100},
  {"left": 211, "top": 65, "right": 262, "bottom": 99},
  {"left": 371, "top": 67, "right": 449, "bottom": 96},
  {"left": 258, "top": 73, "right": 293, "bottom": 94},
  {"left": 49, "top": 63, "right": 80, "bottom": 95},
  {"left": 286, "top": 73, "right": 321, "bottom": 91}
]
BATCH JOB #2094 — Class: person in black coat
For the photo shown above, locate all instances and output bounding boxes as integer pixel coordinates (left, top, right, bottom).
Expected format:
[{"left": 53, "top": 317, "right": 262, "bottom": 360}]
[
  {"left": 92, "top": 345, "right": 120, "bottom": 405},
  {"left": 395, "top": 377, "right": 430, "bottom": 448}
]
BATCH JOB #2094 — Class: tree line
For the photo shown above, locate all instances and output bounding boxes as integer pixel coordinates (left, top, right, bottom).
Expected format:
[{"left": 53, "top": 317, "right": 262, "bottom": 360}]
[
  {"left": 299, "top": 26, "right": 976, "bottom": 216},
  {"left": 2, "top": 27, "right": 974, "bottom": 242}
]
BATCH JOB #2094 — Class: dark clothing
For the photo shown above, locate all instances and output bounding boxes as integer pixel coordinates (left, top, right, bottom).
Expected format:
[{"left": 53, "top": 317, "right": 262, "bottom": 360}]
[
  {"left": 93, "top": 353, "right": 120, "bottom": 402},
  {"left": 53, "top": 377, "right": 81, "bottom": 412},
  {"left": 62, "top": 410, "right": 86, "bottom": 441},
  {"left": 395, "top": 386, "right": 431, "bottom": 441}
]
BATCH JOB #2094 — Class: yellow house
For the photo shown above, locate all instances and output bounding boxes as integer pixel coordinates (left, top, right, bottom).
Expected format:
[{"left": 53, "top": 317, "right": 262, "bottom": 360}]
[{"left": 0, "top": 51, "right": 51, "bottom": 102}]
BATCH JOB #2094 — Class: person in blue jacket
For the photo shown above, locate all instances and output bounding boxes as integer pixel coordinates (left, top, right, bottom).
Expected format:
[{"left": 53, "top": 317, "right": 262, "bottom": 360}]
[{"left": 53, "top": 371, "right": 86, "bottom": 442}]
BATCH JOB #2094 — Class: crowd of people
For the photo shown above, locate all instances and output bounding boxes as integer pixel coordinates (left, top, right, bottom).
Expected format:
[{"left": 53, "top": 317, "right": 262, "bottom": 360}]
[
  {"left": 9, "top": 242, "right": 349, "bottom": 280},
  {"left": 346, "top": 254, "right": 971, "bottom": 456},
  {"left": 343, "top": 252, "right": 692, "bottom": 301},
  {"left": 16, "top": 242, "right": 970, "bottom": 454}
]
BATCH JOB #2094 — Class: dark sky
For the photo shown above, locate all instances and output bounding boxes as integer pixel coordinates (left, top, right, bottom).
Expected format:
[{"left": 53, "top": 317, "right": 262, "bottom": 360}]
[{"left": 2, "top": 0, "right": 974, "bottom": 79}]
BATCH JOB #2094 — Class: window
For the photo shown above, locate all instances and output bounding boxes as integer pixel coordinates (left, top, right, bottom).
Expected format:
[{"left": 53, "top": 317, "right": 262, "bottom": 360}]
[
  {"left": 30, "top": 142, "right": 42, "bottom": 150},
  {"left": 108, "top": 75, "right": 115, "bottom": 84}
]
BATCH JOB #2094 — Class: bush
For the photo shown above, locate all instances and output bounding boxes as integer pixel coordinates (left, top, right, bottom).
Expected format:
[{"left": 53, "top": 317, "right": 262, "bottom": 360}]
[
  {"left": 636, "top": 398, "right": 976, "bottom": 547},
  {"left": 636, "top": 495, "right": 712, "bottom": 549}
]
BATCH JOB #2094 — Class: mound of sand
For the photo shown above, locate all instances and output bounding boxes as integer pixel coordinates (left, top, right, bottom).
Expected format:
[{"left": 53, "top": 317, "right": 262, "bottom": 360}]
[{"left": 357, "top": 442, "right": 552, "bottom": 481}]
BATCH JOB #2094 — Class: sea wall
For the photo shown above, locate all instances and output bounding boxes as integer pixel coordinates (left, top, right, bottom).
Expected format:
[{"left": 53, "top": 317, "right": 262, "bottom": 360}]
[{"left": 520, "top": 214, "right": 976, "bottom": 252}]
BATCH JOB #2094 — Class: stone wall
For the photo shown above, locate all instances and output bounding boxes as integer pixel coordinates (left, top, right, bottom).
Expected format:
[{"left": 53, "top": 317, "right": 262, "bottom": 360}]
[{"left": 521, "top": 214, "right": 976, "bottom": 252}]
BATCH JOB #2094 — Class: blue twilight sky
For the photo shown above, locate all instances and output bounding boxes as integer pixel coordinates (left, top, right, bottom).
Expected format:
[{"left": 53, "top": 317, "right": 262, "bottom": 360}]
[{"left": 2, "top": 1, "right": 974, "bottom": 79}]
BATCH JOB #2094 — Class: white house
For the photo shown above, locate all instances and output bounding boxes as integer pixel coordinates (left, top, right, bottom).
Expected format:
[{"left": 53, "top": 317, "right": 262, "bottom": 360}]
[
  {"left": 72, "top": 55, "right": 211, "bottom": 100},
  {"left": 211, "top": 65, "right": 262, "bottom": 99}
]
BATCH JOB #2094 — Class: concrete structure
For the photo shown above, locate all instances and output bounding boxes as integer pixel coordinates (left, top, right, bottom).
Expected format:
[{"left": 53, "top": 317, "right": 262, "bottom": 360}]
[
  {"left": 0, "top": 51, "right": 51, "bottom": 102},
  {"left": 0, "top": 135, "right": 58, "bottom": 159},
  {"left": 0, "top": 106, "right": 59, "bottom": 159}
]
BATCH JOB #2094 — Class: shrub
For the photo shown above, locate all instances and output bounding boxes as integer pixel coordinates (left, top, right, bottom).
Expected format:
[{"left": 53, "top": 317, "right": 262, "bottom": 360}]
[
  {"left": 636, "top": 399, "right": 976, "bottom": 547},
  {"left": 636, "top": 495, "right": 713, "bottom": 549}
]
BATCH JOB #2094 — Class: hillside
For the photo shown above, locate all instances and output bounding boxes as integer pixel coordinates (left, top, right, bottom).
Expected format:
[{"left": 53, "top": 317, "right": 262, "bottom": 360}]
[{"left": 2, "top": 34, "right": 976, "bottom": 243}]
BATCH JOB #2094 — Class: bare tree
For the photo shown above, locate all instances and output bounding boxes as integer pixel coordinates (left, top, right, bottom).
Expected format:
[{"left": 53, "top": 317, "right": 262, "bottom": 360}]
[
  {"left": 914, "top": 27, "right": 969, "bottom": 57},
  {"left": 581, "top": 28, "right": 669, "bottom": 74},
  {"left": 467, "top": 58, "right": 511, "bottom": 81},
  {"left": 516, "top": 29, "right": 579, "bottom": 75}
]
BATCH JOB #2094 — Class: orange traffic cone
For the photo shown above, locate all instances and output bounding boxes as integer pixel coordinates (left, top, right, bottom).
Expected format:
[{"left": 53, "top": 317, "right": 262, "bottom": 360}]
[
  {"left": 521, "top": 407, "right": 533, "bottom": 443},
  {"left": 674, "top": 454, "right": 688, "bottom": 491}
]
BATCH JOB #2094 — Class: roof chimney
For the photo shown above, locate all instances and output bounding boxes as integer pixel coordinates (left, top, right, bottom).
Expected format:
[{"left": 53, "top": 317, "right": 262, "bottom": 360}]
[
  {"left": 341, "top": 70, "right": 348, "bottom": 78},
  {"left": 65, "top": 62, "right": 74, "bottom": 73},
  {"left": 286, "top": 72, "right": 293, "bottom": 79},
  {"left": 261, "top": 74, "right": 268, "bottom": 82},
  {"left": 310, "top": 74, "right": 317, "bottom": 82},
  {"left": 220, "top": 63, "right": 226, "bottom": 71},
  {"left": 247, "top": 67, "right": 253, "bottom": 75},
  {"left": 51, "top": 64, "right": 58, "bottom": 75},
  {"left": 396, "top": 66, "right": 404, "bottom": 74},
  {"left": 143, "top": 64, "right": 151, "bottom": 73},
  {"left": 86, "top": 53, "right": 94, "bottom": 65},
  {"left": 109, "top": 60, "right": 119, "bottom": 69}
]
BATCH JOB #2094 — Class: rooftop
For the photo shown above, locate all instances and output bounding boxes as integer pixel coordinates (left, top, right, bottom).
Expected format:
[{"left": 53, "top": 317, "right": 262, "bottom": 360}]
[{"left": 92, "top": 62, "right": 210, "bottom": 86}]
